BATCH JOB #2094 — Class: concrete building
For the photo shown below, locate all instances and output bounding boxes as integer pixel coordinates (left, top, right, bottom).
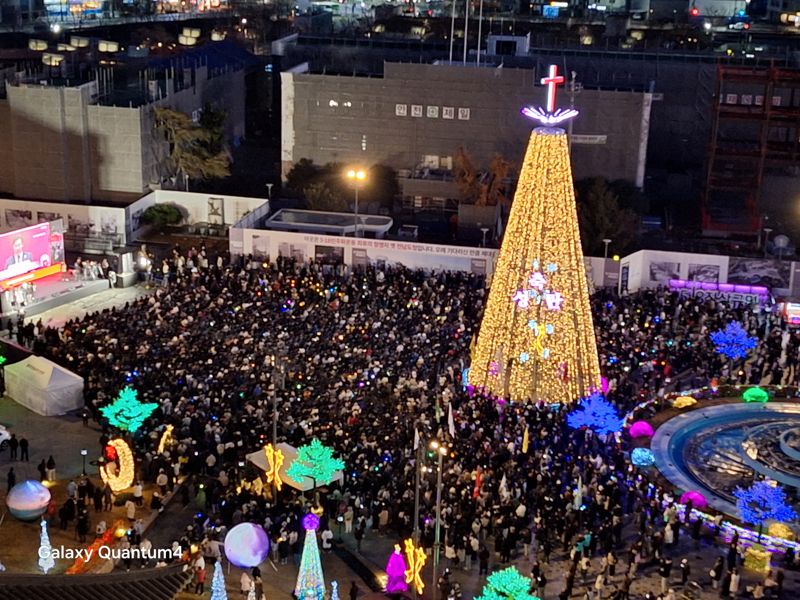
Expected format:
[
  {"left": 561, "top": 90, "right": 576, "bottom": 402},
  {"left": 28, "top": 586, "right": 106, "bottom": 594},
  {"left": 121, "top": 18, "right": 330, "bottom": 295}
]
[
  {"left": 0, "top": 41, "right": 250, "bottom": 205},
  {"left": 281, "top": 62, "right": 653, "bottom": 193}
]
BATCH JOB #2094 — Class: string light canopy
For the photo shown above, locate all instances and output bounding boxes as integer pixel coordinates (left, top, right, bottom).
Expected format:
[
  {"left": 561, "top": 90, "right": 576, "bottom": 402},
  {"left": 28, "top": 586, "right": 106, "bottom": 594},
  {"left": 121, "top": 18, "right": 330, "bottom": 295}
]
[
  {"left": 100, "top": 438, "right": 135, "bottom": 492},
  {"left": 469, "top": 78, "right": 600, "bottom": 403}
]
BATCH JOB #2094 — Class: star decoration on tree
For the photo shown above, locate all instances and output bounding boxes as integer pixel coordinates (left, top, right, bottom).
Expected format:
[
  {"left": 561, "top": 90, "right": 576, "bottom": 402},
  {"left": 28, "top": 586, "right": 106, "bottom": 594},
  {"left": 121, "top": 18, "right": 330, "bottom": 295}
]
[
  {"left": 566, "top": 392, "right": 622, "bottom": 436},
  {"left": 99, "top": 386, "right": 158, "bottom": 433},
  {"left": 709, "top": 321, "right": 758, "bottom": 360},
  {"left": 476, "top": 566, "right": 538, "bottom": 600},
  {"left": 264, "top": 443, "right": 285, "bottom": 491},
  {"left": 734, "top": 481, "right": 797, "bottom": 535},
  {"left": 287, "top": 438, "right": 344, "bottom": 488}
]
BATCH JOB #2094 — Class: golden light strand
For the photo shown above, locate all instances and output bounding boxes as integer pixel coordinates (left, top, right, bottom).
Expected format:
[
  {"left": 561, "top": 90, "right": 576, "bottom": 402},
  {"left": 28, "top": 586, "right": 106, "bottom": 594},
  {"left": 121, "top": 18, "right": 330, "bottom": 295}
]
[
  {"left": 403, "top": 538, "right": 426, "bottom": 595},
  {"left": 100, "top": 438, "right": 135, "bottom": 492},
  {"left": 264, "top": 443, "right": 285, "bottom": 491}
]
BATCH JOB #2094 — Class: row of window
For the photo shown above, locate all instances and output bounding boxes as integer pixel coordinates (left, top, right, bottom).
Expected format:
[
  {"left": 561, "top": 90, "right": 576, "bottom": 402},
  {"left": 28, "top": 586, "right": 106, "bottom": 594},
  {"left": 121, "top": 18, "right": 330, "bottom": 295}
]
[{"left": 396, "top": 104, "right": 471, "bottom": 120}]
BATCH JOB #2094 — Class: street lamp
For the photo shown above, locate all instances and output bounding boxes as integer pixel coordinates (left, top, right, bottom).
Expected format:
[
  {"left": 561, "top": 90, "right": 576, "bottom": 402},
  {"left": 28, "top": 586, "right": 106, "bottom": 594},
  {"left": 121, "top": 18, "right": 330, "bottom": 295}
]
[
  {"left": 346, "top": 169, "right": 367, "bottom": 238},
  {"left": 602, "top": 238, "right": 612, "bottom": 259},
  {"left": 763, "top": 228, "right": 773, "bottom": 257},
  {"left": 80, "top": 448, "right": 88, "bottom": 476},
  {"left": 430, "top": 440, "right": 448, "bottom": 600}
]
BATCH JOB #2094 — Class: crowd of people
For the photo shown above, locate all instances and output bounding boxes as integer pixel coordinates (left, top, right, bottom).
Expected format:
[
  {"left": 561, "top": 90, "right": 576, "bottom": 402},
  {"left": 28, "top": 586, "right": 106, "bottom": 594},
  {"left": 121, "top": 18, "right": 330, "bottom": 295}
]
[{"left": 29, "top": 247, "right": 798, "bottom": 599}]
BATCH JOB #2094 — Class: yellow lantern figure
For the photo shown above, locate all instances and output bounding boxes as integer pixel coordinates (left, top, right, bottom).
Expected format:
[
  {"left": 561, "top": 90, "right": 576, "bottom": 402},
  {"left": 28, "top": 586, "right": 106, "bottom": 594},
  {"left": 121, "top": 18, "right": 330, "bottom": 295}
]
[
  {"left": 100, "top": 438, "right": 135, "bottom": 492},
  {"left": 404, "top": 538, "right": 426, "bottom": 595},
  {"left": 264, "top": 443, "right": 285, "bottom": 491},
  {"left": 157, "top": 424, "right": 174, "bottom": 454}
]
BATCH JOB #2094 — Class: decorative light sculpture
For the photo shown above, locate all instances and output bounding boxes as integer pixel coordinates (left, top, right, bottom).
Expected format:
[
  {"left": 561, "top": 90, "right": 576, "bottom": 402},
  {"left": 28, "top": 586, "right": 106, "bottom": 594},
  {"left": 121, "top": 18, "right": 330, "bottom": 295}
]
[
  {"left": 469, "top": 68, "right": 600, "bottom": 403},
  {"left": 99, "top": 438, "right": 135, "bottom": 492}
]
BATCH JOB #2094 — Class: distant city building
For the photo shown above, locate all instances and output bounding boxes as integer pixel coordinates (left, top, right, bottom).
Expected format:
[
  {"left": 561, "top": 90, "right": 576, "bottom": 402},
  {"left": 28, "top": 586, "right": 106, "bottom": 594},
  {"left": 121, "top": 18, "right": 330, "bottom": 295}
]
[
  {"left": 0, "top": 41, "right": 249, "bottom": 204},
  {"left": 281, "top": 61, "right": 653, "bottom": 193}
]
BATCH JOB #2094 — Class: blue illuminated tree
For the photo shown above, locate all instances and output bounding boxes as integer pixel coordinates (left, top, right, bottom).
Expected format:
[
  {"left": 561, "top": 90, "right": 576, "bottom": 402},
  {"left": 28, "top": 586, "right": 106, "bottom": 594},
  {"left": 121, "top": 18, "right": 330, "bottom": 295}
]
[
  {"left": 210, "top": 561, "right": 227, "bottom": 600},
  {"left": 566, "top": 393, "right": 622, "bottom": 436},
  {"left": 734, "top": 481, "right": 797, "bottom": 541},
  {"left": 709, "top": 321, "right": 757, "bottom": 361}
]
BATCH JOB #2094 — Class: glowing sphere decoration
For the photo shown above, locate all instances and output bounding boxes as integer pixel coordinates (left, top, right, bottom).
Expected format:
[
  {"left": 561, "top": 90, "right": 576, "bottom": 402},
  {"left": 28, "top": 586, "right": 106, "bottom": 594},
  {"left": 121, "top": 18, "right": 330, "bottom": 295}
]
[
  {"left": 629, "top": 421, "right": 655, "bottom": 439},
  {"left": 303, "top": 512, "right": 321, "bottom": 531},
  {"left": 743, "top": 387, "right": 769, "bottom": 403},
  {"left": 680, "top": 490, "right": 708, "bottom": 509},
  {"left": 631, "top": 448, "right": 656, "bottom": 468},
  {"left": 223, "top": 523, "right": 270, "bottom": 568},
  {"left": 7, "top": 480, "right": 51, "bottom": 520}
]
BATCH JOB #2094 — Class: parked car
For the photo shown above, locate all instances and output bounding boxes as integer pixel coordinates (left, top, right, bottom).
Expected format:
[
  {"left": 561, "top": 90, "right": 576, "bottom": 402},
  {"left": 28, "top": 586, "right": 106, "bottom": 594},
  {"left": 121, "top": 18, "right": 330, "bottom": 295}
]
[{"left": 0, "top": 424, "right": 10, "bottom": 450}]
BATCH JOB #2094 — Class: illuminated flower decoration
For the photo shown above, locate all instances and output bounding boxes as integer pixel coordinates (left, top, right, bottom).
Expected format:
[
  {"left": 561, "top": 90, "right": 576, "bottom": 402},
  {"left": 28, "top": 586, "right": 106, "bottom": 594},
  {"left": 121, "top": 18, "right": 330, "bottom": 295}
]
[
  {"left": 631, "top": 448, "right": 655, "bottom": 467},
  {"left": 302, "top": 513, "right": 321, "bottom": 531},
  {"left": 673, "top": 395, "right": 697, "bottom": 409},
  {"left": 680, "top": 490, "right": 708, "bottom": 509},
  {"left": 629, "top": 421, "right": 655, "bottom": 439},
  {"left": 768, "top": 522, "right": 795, "bottom": 541},
  {"left": 709, "top": 321, "right": 757, "bottom": 360},
  {"left": 743, "top": 387, "right": 769, "bottom": 403}
]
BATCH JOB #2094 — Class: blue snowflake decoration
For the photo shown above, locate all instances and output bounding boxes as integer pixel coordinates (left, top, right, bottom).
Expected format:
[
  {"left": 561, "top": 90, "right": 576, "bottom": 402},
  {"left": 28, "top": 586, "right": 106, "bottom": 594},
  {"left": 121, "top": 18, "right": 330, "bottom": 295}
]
[
  {"left": 709, "top": 321, "right": 757, "bottom": 360},
  {"left": 566, "top": 393, "right": 623, "bottom": 436},
  {"left": 547, "top": 263, "right": 558, "bottom": 273},
  {"left": 631, "top": 448, "right": 655, "bottom": 467},
  {"left": 545, "top": 323, "right": 555, "bottom": 335},
  {"left": 528, "top": 320, "right": 538, "bottom": 331},
  {"left": 734, "top": 481, "right": 797, "bottom": 528},
  {"left": 519, "top": 352, "right": 530, "bottom": 363}
]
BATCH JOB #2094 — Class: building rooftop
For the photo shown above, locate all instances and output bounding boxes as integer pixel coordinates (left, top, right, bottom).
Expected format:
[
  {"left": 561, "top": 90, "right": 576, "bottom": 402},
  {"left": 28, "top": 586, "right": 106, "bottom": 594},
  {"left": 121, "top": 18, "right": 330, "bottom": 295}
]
[{"left": 264, "top": 209, "right": 394, "bottom": 236}]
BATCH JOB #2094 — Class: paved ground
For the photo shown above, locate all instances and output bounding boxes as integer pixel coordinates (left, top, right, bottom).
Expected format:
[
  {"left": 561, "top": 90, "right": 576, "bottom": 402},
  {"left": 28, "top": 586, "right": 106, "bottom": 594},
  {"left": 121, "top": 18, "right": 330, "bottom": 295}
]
[{"left": 3, "top": 282, "right": 800, "bottom": 597}]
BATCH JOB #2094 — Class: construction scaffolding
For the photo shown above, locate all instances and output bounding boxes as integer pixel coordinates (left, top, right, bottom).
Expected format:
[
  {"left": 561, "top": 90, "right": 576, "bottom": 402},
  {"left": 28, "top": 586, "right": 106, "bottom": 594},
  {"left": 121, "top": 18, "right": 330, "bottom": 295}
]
[{"left": 703, "top": 64, "right": 800, "bottom": 235}]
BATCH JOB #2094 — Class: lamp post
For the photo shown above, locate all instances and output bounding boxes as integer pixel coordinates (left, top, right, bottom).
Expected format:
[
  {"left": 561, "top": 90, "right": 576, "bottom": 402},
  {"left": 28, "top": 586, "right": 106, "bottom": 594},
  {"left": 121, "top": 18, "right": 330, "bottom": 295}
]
[
  {"left": 80, "top": 448, "right": 88, "bottom": 476},
  {"left": 430, "top": 440, "right": 447, "bottom": 600},
  {"left": 346, "top": 169, "right": 366, "bottom": 238},
  {"left": 269, "top": 354, "right": 286, "bottom": 502},
  {"left": 412, "top": 431, "right": 421, "bottom": 600},
  {"left": 602, "top": 238, "right": 612, "bottom": 259},
  {"left": 763, "top": 228, "right": 773, "bottom": 258}
]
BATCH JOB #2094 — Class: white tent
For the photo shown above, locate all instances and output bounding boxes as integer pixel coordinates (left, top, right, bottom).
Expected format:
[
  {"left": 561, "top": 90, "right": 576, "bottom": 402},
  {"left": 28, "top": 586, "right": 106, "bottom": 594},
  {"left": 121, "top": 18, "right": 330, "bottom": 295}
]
[
  {"left": 246, "top": 442, "right": 344, "bottom": 492},
  {"left": 5, "top": 356, "right": 84, "bottom": 416}
]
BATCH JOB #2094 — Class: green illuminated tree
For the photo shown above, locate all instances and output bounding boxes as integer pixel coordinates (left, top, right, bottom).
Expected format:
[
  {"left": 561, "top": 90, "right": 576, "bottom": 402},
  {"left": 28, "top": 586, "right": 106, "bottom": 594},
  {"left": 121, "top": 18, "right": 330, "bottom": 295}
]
[
  {"left": 100, "top": 386, "right": 158, "bottom": 433},
  {"left": 287, "top": 438, "right": 345, "bottom": 489},
  {"left": 476, "top": 566, "right": 538, "bottom": 600}
]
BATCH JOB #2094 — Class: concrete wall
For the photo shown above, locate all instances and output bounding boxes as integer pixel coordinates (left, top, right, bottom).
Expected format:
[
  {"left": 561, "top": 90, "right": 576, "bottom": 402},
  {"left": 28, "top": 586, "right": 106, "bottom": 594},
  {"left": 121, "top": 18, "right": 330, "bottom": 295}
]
[
  {"left": 0, "top": 66, "right": 246, "bottom": 205},
  {"left": 282, "top": 62, "right": 651, "bottom": 187}
]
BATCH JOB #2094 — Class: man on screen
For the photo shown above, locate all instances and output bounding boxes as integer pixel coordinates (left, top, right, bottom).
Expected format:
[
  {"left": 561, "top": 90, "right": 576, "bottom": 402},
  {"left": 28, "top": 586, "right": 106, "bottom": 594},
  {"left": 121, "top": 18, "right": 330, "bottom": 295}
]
[{"left": 5, "top": 237, "right": 33, "bottom": 269}]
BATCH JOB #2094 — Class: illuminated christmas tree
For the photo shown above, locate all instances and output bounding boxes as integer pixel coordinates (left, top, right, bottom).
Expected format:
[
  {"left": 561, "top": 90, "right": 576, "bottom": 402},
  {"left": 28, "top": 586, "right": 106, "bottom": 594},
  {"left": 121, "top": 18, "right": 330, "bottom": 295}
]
[
  {"left": 295, "top": 513, "right": 326, "bottom": 600},
  {"left": 734, "top": 480, "right": 797, "bottom": 540},
  {"left": 38, "top": 520, "right": 55, "bottom": 574},
  {"left": 210, "top": 561, "right": 227, "bottom": 600},
  {"left": 100, "top": 386, "right": 158, "bottom": 433},
  {"left": 476, "top": 566, "right": 538, "bottom": 600},
  {"left": 287, "top": 439, "right": 344, "bottom": 490},
  {"left": 566, "top": 393, "right": 622, "bottom": 436},
  {"left": 469, "top": 65, "right": 600, "bottom": 404}
]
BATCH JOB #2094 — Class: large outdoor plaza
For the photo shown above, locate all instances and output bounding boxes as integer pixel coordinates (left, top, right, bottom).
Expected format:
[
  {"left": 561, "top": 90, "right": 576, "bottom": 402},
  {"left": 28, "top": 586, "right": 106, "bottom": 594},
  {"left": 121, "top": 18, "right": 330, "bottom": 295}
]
[{"left": 1, "top": 62, "right": 800, "bottom": 600}]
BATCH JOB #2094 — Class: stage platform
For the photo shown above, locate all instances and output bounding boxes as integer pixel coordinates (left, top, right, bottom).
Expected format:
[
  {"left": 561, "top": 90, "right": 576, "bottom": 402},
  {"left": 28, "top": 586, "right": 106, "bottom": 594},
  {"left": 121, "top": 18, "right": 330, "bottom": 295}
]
[{"left": 0, "top": 272, "right": 111, "bottom": 321}]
